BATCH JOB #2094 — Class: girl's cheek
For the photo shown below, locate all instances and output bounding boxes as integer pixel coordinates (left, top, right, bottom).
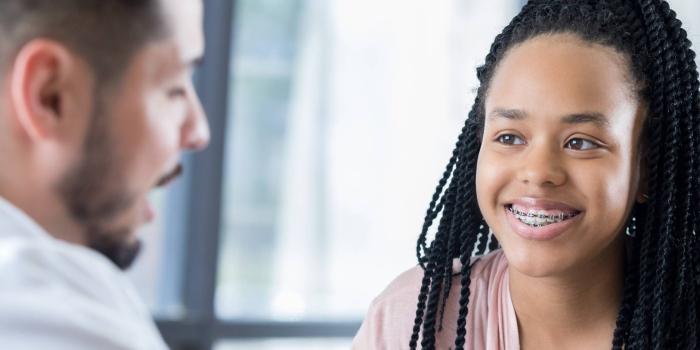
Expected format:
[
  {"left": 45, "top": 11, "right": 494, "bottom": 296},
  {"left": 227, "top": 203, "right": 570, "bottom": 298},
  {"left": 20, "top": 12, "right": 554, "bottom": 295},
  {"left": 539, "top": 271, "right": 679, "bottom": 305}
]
[
  {"left": 476, "top": 150, "right": 505, "bottom": 206},
  {"left": 479, "top": 149, "right": 511, "bottom": 178}
]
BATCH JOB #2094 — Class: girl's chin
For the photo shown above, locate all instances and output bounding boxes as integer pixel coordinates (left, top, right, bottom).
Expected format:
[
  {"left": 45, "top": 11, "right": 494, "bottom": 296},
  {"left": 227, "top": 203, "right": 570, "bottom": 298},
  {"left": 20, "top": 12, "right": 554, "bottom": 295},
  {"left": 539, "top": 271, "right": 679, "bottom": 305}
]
[{"left": 500, "top": 245, "right": 576, "bottom": 278}]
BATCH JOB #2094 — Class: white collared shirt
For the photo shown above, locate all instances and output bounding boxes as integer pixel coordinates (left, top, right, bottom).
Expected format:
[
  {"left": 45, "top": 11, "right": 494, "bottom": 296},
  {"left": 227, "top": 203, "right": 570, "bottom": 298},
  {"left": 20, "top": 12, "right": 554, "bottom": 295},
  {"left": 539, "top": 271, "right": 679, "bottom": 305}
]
[{"left": 0, "top": 197, "right": 168, "bottom": 349}]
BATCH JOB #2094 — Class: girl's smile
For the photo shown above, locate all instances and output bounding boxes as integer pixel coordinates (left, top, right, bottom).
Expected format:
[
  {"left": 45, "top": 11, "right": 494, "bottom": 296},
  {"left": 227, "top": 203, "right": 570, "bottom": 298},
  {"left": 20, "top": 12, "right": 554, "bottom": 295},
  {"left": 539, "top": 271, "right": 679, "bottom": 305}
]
[
  {"left": 391, "top": 2, "right": 700, "bottom": 348},
  {"left": 476, "top": 33, "right": 646, "bottom": 278},
  {"left": 504, "top": 198, "right": 583, "bottom": 241}
]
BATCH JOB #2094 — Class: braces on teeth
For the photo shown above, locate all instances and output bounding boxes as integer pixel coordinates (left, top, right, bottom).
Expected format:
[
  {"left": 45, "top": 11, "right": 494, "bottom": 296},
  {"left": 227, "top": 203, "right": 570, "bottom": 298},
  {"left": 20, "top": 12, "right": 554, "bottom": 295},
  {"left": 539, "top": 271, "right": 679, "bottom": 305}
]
[{"left": 508, "top": 205, "right": 578, "bottom": 227}]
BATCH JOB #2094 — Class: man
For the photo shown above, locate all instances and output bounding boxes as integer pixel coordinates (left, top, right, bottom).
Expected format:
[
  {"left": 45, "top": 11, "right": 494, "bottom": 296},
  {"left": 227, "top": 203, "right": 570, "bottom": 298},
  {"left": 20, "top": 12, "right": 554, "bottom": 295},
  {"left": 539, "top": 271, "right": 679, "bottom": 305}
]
[{"left": 0, "top": 0, "right": 209, "bottom": 348}]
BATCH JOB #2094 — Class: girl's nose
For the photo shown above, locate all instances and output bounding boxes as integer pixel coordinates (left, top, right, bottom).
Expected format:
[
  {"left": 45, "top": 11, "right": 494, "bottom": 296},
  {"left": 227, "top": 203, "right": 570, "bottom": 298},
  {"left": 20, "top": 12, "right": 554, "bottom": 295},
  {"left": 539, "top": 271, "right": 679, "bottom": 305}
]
[{"left": 516, "top": 144, "right": 567, "bottom": 187}]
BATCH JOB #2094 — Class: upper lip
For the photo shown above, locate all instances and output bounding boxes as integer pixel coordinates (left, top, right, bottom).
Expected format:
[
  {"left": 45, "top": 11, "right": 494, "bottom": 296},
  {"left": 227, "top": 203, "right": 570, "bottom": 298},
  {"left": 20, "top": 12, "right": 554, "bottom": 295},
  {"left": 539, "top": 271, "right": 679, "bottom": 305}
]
[
  {"left": 155, "top": 164, "right": 183, "bottom": 188},
  {"left": 506, "top": 197, "right": 582, "bottom": 212}
]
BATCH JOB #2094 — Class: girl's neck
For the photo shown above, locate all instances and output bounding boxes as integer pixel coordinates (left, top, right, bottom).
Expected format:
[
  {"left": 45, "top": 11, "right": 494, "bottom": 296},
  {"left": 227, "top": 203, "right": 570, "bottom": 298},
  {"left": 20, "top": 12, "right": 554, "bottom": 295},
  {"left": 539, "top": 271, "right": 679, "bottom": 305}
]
[{"left": 509, "top": 237, "right": 625, "bottom": 350}]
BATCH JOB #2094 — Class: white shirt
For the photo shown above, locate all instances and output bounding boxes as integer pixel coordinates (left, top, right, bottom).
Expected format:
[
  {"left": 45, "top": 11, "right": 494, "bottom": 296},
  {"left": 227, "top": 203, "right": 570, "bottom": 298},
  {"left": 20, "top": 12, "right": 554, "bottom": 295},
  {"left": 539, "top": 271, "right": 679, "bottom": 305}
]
[{"left": 0, "top": 197, "right": 168, "bottom": 349}]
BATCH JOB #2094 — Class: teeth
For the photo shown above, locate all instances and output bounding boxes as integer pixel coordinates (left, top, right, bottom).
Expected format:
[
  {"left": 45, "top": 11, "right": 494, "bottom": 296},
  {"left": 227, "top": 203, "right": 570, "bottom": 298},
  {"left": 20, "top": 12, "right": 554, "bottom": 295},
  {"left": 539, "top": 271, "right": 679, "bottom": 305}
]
[{"left": 508, "top": 206, "right": 577, "bottom": 227}]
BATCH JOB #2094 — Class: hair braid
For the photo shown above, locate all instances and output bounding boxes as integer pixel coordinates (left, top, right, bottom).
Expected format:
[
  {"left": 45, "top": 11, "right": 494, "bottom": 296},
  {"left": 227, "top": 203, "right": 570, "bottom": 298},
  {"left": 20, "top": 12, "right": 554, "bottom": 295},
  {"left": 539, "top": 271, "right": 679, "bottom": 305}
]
[
  {"left": 420, "top": 183, "right": 461, "bottom": 349},
  {"left": 437, "top": 126, "right": 482, "bottom": 333},
  {"left": 416, "top": 159, "right": 455, "bottom": 269},
  {"left": 605, "top": 5, "right": 646, "bottom": 344},
  {"left": 411, "top": 122, "right": 472, "bottom": 348},
  {"left": 409, "top": 1, "right": 700, "bottom": 348},
  {"left": 628, "top": 2, "right": 667, "bottom": 347},
  {"left": 453, "top": 124, "right": 485, "bottom": 350},
  {"left": 612, "top": 237, "right": 639, "bottom": 349},
  {"left": 409, "top": 264, "right": 435, "bottom": 349},
  {"left": 652, "top": 8, "right": 680, "bottom": 350},
  {"left": 659, "top": 4, "right": 699, "bottom": 348}
]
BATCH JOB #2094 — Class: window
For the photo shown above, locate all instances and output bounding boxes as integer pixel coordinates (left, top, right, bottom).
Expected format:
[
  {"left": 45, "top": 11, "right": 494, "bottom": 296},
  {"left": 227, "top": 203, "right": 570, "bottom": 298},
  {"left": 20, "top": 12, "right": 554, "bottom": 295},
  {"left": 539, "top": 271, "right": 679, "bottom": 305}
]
[
  {"left": 217, "top": 0, "right": 521, "bottom": 325},
  {"left": 132, "top": 0, "right": 524, "bottom": 348},
  {"left": 124, "top": 0, "right": 700, "bottom": 348}
]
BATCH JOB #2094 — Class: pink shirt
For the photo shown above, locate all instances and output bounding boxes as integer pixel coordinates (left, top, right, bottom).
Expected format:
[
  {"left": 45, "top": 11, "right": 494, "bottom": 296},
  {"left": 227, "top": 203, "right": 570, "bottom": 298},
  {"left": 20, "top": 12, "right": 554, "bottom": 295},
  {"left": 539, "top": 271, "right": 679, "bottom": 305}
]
[{"left": 352, "top": 249, "right": 520, "bottom": 349}]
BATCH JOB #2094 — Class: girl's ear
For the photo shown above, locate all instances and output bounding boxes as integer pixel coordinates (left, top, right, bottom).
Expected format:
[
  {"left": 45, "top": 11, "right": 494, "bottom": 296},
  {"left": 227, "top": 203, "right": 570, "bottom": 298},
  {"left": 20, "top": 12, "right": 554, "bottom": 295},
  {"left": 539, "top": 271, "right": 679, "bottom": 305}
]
[{"left": 636, "top": 191, "right": 648, "bottom": 203}]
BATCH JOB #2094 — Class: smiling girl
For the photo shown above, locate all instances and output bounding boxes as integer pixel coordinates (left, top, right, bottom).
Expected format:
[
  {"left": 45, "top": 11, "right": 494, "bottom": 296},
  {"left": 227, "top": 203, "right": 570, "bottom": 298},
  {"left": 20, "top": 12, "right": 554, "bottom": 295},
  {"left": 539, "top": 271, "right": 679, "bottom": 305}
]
[{"left": 352, "top": 1, "right": 700, "bottom": 349}]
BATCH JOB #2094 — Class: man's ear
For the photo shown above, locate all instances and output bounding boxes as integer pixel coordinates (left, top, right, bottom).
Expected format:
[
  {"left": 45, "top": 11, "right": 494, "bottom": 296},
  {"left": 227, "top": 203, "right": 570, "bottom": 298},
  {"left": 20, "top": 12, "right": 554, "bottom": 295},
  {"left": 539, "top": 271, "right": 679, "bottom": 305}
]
[{"left": 9, "top": 39, "right": 91, "bottom": 142}]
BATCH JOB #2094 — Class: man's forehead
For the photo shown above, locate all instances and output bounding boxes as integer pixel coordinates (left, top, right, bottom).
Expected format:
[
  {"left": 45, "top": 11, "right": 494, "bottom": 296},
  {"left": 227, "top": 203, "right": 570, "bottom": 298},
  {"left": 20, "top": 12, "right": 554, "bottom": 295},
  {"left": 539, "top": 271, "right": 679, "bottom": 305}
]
[{"left": 160, "top": 0, "right": 204, "bottom": 65}]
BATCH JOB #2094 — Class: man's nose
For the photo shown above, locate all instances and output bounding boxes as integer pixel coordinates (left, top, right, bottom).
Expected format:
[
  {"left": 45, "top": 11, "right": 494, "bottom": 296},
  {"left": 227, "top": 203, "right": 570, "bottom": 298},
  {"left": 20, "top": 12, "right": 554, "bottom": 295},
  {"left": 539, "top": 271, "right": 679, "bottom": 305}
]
[{"left": 181, "top": 85, "right": 210, "bottom": 151}]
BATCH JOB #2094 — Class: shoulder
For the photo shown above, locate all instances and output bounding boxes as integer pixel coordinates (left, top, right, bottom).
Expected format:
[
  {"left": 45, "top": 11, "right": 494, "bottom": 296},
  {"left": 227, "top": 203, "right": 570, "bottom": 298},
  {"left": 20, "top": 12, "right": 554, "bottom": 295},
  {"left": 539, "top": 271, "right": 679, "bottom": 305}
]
[
  {"left": 368, "top": 251, "right": 506, "bottom": 306},
  {"left": 0, "top": 230, "right": 134, "bottom": 298},
  {"left": 363, "top": 249, "right": 507, "bottom": 313},
  {"left": 0, "top": 236, "right": 166, "bottom": 349},
  {"left": 352, "top": 250, "right": 509, "bottom": 349},
  {"left": 0, "top": 233, "right": 129, "bottom": 298},
  {"left": 352, "top": 263, "right": 425, "bottom": 349},
  {"left": 469, "top": 249, "right": 508, "bottom": 285},
  {"left": 0, "top": 290, "right": 157, "bottom": 349}
]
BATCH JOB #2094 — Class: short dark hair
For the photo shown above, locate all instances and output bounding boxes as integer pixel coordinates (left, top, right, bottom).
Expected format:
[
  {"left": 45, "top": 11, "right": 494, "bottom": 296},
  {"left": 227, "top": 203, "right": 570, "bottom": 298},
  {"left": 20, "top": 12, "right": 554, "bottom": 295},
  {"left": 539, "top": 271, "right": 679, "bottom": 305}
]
[{"left": 0, "top": 0, "right": 168, "bottom": 85}]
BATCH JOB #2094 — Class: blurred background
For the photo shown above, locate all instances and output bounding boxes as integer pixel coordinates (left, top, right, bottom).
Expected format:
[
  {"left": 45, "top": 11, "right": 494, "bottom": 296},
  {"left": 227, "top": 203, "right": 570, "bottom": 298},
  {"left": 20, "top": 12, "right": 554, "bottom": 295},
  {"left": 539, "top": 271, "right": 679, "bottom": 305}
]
[{"left": 126, "top": 0, "right": 700, "bottom": 349}]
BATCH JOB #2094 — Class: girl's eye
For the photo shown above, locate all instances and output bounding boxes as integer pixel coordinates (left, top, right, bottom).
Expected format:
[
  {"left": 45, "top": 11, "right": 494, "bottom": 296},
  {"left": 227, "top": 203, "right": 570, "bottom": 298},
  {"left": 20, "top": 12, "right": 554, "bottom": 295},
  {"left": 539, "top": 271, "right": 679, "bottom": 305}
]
[
  {"left": 496, "top": 134, "right": 525, "bottom": 145},
  {"left": 565, "top": 138, "right": 599, "bottom": 150}
]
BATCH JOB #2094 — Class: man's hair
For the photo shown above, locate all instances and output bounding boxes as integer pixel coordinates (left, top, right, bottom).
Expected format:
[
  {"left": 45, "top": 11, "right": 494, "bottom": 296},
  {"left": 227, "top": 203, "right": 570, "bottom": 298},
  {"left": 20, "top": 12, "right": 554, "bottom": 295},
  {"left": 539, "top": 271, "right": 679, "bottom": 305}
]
[
  {"left": 410, "top": 0, "right": 700, "bottom": 349},
  {"left": 0, "top": 0, "right": 168, "bottom": 85}
]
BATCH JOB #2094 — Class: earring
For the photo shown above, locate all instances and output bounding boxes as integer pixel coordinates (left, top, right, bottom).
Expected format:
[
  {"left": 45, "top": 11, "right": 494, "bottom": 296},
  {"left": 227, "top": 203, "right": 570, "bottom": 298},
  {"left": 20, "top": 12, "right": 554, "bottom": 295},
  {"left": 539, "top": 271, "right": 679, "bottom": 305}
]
[{"left": 626, "top": 216, "right": 637, "bottom": 237}]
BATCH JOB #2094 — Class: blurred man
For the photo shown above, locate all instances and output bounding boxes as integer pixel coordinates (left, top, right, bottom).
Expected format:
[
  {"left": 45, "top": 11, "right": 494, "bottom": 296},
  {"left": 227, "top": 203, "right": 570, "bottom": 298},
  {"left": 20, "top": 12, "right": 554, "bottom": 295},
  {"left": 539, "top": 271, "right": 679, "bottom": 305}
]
[{"left": 0, "top": 0, "right": 209, "bottom": 348}]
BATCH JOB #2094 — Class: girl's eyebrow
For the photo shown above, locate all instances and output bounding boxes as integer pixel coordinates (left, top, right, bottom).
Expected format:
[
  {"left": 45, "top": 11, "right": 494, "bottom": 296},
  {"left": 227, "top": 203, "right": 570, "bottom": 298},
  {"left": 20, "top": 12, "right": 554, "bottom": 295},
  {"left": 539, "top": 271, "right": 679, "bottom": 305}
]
[
  {"left": 561, "top": 112, "right": 610, "bottom": 128},
  {"left": 488, "top": 108, "right": 610, "bottom": 128}
]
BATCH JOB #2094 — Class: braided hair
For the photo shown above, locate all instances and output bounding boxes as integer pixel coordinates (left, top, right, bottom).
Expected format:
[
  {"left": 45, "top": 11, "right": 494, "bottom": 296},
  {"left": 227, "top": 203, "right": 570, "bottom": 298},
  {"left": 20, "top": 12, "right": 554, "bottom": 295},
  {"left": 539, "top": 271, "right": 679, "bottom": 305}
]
[{"left": 409, "top": 1, "right": 700, "bottom": 349}]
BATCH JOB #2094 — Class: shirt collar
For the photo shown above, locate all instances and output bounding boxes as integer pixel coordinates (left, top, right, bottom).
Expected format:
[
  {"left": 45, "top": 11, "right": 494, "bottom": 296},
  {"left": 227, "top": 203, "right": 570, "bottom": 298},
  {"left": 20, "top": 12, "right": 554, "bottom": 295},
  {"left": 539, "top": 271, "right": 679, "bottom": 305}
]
[{"left": 0, "top": 195, "right": 56, "bottom": 242}]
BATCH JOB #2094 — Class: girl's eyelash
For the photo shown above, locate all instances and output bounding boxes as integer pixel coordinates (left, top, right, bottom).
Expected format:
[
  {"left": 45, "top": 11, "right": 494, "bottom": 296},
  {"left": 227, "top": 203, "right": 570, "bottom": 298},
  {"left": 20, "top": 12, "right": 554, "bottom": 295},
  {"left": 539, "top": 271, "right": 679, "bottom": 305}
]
[
  {"left": 495, "top": 133, "right": 525, "bottom": 145},
  {"left": 493, "top": 133, "right": 604, "bottom": 150},
  {"left": 564, "top": 137, "right": 602, "bottom": 150}
]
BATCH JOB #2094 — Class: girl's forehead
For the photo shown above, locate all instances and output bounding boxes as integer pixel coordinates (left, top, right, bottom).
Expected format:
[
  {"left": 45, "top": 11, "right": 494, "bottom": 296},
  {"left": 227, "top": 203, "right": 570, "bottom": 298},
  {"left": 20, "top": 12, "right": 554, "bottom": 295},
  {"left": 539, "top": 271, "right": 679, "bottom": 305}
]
[{"left": 484, "top": 33, "right": 640, "bottom": 127}]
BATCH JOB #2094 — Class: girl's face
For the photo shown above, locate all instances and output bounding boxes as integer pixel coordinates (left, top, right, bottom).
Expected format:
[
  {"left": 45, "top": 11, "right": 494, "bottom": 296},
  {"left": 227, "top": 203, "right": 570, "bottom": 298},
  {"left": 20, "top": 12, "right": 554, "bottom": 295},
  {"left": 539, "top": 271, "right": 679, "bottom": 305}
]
[{"left": 476, "top": 34, "right": 646, "bottom": 277}]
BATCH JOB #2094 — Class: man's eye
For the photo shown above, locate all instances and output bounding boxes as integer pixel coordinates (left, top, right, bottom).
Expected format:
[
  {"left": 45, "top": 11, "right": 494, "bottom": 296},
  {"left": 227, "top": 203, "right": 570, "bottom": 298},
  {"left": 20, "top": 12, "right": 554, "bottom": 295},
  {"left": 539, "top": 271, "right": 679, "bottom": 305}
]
[
  {"left": 565, "top": 138, "right": 599, "bottom": 150},
  {"left": 167, "top": 87, "right": 187, "bottom": 98},
  {"left": 496, "top": 134, "right": 525, "bottom": 145}
]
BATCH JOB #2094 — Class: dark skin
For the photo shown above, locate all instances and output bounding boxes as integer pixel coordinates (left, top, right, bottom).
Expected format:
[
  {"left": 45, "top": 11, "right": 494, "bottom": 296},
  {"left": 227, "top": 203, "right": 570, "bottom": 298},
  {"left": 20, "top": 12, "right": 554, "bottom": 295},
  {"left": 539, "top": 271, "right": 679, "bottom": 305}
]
[{"left": 476, "top": 34, "right": 646, "bottom": 349}]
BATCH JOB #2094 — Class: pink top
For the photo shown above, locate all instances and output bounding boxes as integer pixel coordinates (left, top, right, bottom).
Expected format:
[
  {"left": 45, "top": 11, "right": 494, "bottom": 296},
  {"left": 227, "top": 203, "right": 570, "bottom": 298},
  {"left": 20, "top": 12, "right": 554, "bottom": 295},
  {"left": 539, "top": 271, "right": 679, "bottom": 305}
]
[{"left": 352, "top": 249, "right": 520, "bottom": 349}]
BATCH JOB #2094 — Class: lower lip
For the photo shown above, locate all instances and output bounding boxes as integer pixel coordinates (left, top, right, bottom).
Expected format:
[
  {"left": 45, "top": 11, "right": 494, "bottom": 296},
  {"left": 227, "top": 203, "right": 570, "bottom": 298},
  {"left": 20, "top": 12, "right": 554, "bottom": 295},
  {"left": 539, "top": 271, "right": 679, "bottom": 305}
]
[{"left": 504, "top": 206, "right": 582, "bottom": 241}]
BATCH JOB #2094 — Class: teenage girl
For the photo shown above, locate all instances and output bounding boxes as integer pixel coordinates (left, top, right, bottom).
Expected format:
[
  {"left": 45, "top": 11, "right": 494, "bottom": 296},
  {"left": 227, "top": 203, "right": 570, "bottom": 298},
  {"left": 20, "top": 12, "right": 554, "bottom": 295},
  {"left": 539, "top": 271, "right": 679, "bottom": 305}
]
[{"left": 353, "top": 0, "right": 700, "bottom": 349}]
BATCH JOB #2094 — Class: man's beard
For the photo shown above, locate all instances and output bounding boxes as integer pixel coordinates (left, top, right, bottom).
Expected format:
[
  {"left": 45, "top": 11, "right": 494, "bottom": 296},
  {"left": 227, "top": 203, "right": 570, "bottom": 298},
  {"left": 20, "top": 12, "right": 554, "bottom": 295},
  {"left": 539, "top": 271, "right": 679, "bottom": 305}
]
[
  {"left": 56, "top": 102, "right": 142, "bottom": 270},
  {"left": 86, "top": 225, "right": 142, "bottom": 270}
]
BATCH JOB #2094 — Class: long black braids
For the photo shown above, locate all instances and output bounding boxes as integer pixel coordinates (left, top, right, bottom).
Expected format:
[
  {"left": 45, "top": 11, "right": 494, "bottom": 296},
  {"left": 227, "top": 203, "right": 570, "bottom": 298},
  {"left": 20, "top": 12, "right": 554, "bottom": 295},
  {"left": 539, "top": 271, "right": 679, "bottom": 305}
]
[{"left": 409, "top": 1, "right": 700, "bottom": 349}]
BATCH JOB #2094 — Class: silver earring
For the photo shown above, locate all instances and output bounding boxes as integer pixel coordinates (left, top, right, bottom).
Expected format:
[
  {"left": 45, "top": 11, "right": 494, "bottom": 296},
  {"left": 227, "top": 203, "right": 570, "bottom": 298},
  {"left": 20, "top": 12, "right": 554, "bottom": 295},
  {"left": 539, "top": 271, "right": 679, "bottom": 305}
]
[{"left": 626, "top": 216, "right": 637, "bottom": 237}]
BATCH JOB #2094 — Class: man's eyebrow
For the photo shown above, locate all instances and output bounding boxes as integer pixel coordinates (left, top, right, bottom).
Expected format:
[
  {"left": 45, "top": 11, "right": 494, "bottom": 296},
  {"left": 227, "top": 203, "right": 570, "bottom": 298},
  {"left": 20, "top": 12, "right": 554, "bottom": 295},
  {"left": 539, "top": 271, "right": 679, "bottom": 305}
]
[{"left": 488, "top": 108, "right": 610, "bottom": 128}]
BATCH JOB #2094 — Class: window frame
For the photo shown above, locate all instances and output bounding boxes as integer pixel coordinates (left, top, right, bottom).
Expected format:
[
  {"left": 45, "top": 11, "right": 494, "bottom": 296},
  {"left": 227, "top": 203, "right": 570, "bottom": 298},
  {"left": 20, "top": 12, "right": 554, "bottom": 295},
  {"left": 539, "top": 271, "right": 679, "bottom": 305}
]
[
  {"left": 155, "top": 1, "right": 360, "bottom": 349},
  {"left": 155, "top": 0, "right": 528, "bottom": 348}
]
